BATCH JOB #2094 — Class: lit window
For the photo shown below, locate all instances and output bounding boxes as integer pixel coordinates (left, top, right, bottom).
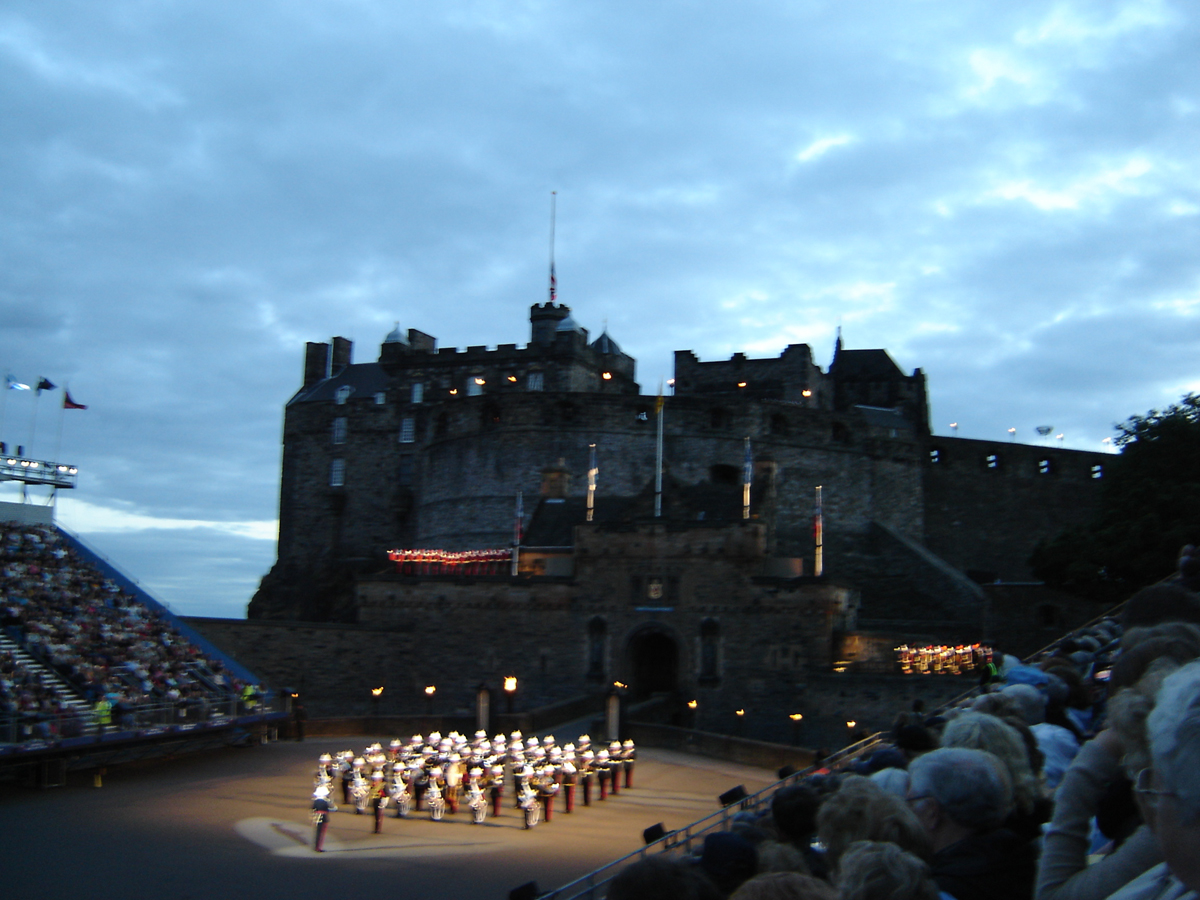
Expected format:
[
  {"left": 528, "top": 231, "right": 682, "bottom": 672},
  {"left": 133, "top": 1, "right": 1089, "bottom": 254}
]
[
  {"left": 332, "top": 417, "right": 347, "bottom": 445},
  {"left": 527, "top": 372, "right": 544, "bottom": 392},
  {"left": 411, "top": 383, "right": 423, "bottom": 404},
  {"left": 1091, "top": 464, "right": 1103, "bottom": 479},
  {"left": 374, "top": 392, "right": 386, "bottom": 405},
  {"left": 1038, "top": 459, "right": 1052, "bottom": 475},
  {"left": 330, "top": 459, "right": 345, "bottom": 487},
  {"left": 335, "top": 385, "right": 353, "bottom": 405},
  {"left": 399, "top": 418, "right": 415, "bottom": 443},
  {"left": 929, "top": 449, "right": 940, "bottom": 463},
  {"left": 986, "top": 454, "right": 998, "bottom": 469}
]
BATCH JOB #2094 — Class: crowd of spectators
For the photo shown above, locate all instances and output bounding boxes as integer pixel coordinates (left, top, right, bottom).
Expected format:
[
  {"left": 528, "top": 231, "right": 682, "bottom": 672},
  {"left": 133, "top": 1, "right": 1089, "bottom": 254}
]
[
  {"left": 608, "top": 548, "right": 1200, "bottom": 900},
  {"left": 0, "top": 522, "right": 257, "bottom": 741},
  {"left": 0, "top": 648, "right": 85, "bottom": 739}
]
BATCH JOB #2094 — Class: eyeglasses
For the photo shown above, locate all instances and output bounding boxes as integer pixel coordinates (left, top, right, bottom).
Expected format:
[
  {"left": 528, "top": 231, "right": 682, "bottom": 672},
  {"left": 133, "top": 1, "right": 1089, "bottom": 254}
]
[{"left": 1134, "top": 768, "right": 1175, "bottom": 808}]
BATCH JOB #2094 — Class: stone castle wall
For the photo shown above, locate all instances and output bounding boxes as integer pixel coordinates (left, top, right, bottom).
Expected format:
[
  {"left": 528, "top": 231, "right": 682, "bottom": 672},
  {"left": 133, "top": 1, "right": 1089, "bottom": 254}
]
[{"left": 923, "top": 437, "right": 1107, "bottom": 580}]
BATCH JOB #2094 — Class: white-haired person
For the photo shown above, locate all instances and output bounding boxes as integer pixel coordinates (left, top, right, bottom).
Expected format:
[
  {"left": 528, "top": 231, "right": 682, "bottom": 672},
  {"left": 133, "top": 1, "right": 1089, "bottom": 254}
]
[
  {"left": 1103, "top": 661, "right": 1200, "bottom": 900},
  {"left": 906, "top": 747, "right": 1036, "bottom": 900}
]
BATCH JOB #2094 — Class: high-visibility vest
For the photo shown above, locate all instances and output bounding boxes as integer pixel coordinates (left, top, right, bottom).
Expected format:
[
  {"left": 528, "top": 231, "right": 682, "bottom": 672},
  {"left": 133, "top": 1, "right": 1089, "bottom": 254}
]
[{"left": 94, "top": 699, "right": 112, "bottom": 724}]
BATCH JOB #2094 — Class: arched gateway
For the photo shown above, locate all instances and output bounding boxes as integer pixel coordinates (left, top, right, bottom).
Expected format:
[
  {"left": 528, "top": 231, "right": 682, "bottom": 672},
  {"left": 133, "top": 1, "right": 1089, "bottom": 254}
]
[{"left": 626, "top": 629, "right": 679, "bottom": 699}]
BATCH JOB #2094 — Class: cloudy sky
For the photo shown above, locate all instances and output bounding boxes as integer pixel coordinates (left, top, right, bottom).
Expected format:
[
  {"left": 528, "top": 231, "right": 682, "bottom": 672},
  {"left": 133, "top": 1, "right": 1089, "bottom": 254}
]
[{"left": 1, "top": 0, "right": 1197, "bottom": 618}]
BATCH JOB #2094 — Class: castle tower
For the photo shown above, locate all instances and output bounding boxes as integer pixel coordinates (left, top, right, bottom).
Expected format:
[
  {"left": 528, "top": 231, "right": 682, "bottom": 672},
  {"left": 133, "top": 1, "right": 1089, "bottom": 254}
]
[{"left": 530, "top": 302, "right": 572, "bottom": 345}]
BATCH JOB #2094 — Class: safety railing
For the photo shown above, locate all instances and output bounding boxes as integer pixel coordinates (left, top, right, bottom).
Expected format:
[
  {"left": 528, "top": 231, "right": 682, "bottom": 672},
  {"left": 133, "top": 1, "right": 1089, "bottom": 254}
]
[{"left": 0, "top": 692, "right": 280, "bottom": 749}]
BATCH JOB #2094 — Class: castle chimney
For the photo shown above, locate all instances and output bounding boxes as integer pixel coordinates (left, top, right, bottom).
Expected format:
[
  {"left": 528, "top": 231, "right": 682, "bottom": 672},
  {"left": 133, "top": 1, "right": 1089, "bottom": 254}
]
[
  {"left": 330, "top": 336, "right": 353, "bottom": 373},
  {"left": 304, "top": 342, "right": 330, "bottom": 387},
  {"left": 530, "top": 303, "right": 571, "bottom": 345}
]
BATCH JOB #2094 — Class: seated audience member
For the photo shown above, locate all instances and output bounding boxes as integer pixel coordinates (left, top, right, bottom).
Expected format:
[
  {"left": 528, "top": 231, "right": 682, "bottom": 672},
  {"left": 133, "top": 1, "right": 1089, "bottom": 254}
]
[
  {"left": 770, "top": 784, "right": 825, "bottom": 878},
  {"left": 869, "top": 766, "right": 910, "bottom": 798},
  {"left": 697, "top": 832, "right": 759, "bottom": 897},
  {"left": 607, "top": 856, "right": 721, "bottom": 900},
  {"left": 1037, "top": 660, "right": 1181, "bottom": 900},
  {"left": 1102, "top": 661, "right": 1200, "bottom": 900},
  {"left": 729, "top": 872, "right": 836, "bottom": 900},
  {"left": 837, "top": 840, "right": 940, "bottom": 900},
  {"left": 940, "top": 711, "right": 1051, "bottom": 841},
  {"left": 753, "top": 840, "right": 810, "bottom": 875},
  {"left": 816, "top": 775, "right": 931, "bottom": 875},
  {"left": 907, "top": 747, "right": 1036, "bottom": 900},
  {"left": 1121, "top": 585, "right": 1200, "bottom": 631}
]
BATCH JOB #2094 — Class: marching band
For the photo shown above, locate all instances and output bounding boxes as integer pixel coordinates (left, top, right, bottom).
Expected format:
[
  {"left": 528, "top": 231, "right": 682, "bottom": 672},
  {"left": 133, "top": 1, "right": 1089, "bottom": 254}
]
[{"left": 309, "top": 731, "right": 637, "bottom": 848}]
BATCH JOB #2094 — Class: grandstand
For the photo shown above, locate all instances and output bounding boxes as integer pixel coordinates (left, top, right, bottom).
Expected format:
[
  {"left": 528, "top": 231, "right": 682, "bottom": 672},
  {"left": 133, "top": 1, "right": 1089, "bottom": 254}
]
[{"left": 0, "top": 508, "right": 284, "bottom": 782}]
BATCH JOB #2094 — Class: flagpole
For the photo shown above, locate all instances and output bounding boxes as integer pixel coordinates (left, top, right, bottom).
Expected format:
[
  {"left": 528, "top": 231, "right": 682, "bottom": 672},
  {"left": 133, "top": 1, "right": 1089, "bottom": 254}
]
[
  {"left": 511, "top": 490, "right": 523, "bottom": 576},
  {"left": 548, "top": 190, "right": 557, "bottom": 304},
  {"left": 28, "top": 392, "right": 40, "bottom": 457},
  {"left": 654, "top": 382, "right": 664, "bottom": 518},
  {"left": 53, "top": 387, "right": 68, "bottom": 463},
  {"left": 587, "top": 443, "right": 597, "bottom": 522},
  {"left": 742, "top": 436, "right": 752, "bottom": 520},
  {"left": 814, "top": 485, "right": 824, "bottom": 577}
]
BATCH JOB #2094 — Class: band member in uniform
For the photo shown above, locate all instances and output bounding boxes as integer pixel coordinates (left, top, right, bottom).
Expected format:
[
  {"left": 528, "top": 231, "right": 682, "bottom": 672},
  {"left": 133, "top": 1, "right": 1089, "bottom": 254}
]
[
  {"left": 579, "top": 748, "right": 595, "bottom": 806},
  {"left": 622, "top": 739, "right": 637, "bottom": 788},
  {"left": 312, "top": 785, "right": 334, "bottom": 852},
  {"left": 560, "top": 745, "right": 578, "bottom": 812},
  {"left": 368, "top": 770, "right": 388, "bottom": 833},
  {"left": 596, "top": 748, "right": 611, "bottom": 800}
]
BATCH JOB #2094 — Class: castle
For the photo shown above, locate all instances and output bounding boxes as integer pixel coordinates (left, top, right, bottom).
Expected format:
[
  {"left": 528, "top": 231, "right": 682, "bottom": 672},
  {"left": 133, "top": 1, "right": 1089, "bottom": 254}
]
[{"left": 224, "top": 303, "right": 1110, "bottom": 743}]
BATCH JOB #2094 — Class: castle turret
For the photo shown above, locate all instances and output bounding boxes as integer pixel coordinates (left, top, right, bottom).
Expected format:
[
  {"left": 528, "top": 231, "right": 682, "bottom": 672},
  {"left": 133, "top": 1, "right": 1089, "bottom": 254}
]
[{"left": 530, "top": 303, "right": 572, "bottom": 345}]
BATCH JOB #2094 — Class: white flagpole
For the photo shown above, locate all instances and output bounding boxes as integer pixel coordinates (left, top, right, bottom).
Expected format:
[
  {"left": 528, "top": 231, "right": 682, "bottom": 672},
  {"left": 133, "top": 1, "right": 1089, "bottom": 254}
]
[
  {"left": 511, "top": 490, "right": 523, "bottom": 576},
  {"left": 654, "top": 382, "right": 664, "bottom": 518},
  {"left": 814, "top": 485, "right": 824, "bottom": 577},
  {"left": 742, "top": 436, "right": 752, "bottom": 520},
  {"left": 28, "top": 391, "right": 41, "bottom": 456},
  {"left": 549, "top": 191, "right": 557, "bottom": 303},
  {"left": 587, "top": 443, "right": 597, "bottom": 522},
  {"left": 53, "top": 388, "right": 67, "bottom": 463}
]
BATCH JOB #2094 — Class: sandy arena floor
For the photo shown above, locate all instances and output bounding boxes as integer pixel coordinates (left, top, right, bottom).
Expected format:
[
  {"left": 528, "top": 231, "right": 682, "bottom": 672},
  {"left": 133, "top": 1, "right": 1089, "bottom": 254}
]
[{"left": 0, "top": 737, "right": 776, "bottom": 900}]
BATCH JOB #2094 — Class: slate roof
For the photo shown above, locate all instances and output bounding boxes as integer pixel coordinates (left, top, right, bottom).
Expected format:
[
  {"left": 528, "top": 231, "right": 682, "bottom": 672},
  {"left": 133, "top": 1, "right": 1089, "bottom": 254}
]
[
  {"left": 829, "top": 348, "right": 905, "bottom": 380},
  {"left": 287, "top": 362, "right": 392, "bottom": 406}
]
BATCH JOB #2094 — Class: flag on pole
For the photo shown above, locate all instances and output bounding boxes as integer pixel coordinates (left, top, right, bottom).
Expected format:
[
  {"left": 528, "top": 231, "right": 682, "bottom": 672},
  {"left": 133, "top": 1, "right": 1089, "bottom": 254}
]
[
  {"left": 743, "top": 437, "right": 752, "bottom": 519},
  {"left": 6, "top": 375, "right": 30, "bottom": 391},
  {"left": 63, "top": 390, "right": 88, "bottom": 410},
  {"left": 549, "top": 262, "right": 557, "bottom": 303},
  {"left": 36, "top": 378, "right": 55, "bottom": 394}
]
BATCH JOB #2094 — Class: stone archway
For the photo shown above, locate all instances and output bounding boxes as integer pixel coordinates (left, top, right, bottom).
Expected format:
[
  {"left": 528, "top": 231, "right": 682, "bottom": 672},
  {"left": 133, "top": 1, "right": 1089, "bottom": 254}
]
[{"left": 627, "top": 629, "right": 679, "bottom": 699}]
